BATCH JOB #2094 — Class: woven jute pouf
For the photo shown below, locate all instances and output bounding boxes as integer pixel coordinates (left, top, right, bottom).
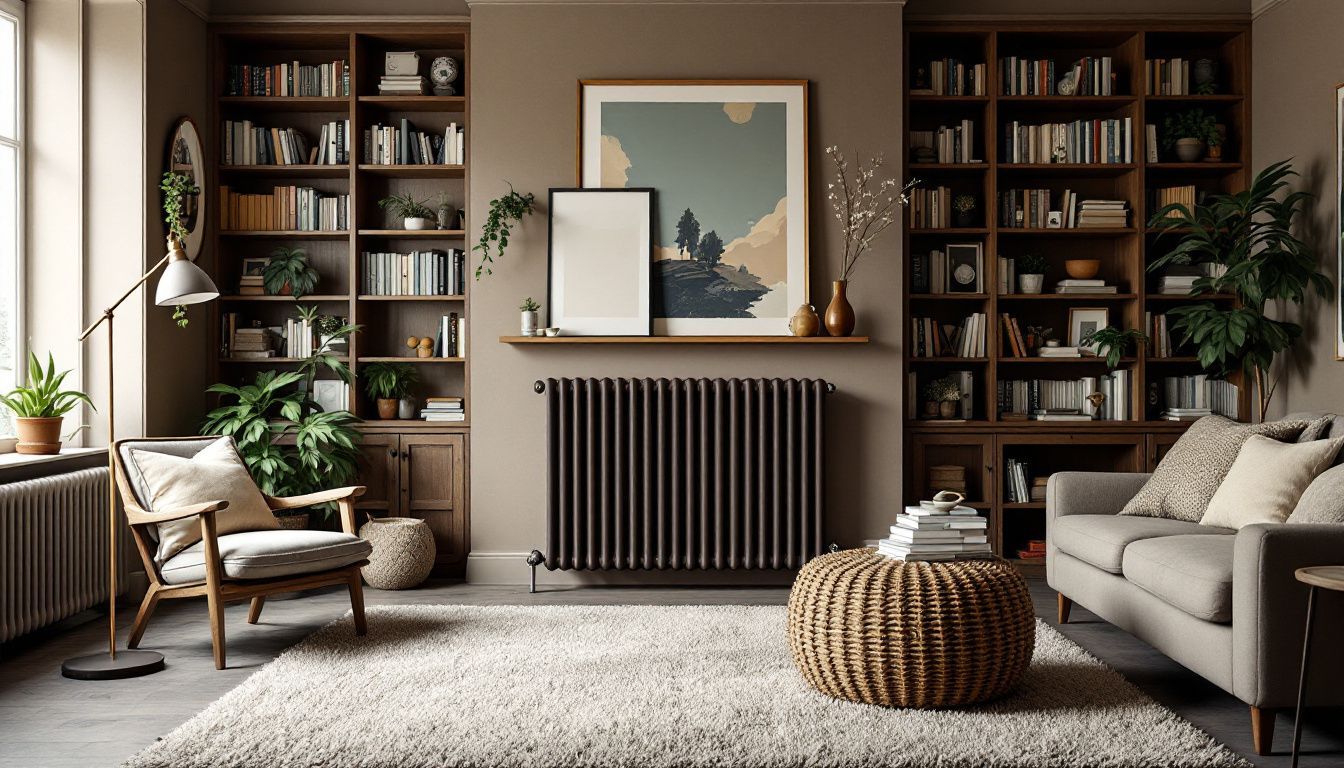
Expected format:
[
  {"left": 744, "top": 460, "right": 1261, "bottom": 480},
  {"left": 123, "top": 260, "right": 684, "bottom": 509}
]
[
  {"left": 788, "top": 548, "right": 1035, "bottom": 708},
  {"left": 359, "top": 517, "right": 436, "bottom": 590}
]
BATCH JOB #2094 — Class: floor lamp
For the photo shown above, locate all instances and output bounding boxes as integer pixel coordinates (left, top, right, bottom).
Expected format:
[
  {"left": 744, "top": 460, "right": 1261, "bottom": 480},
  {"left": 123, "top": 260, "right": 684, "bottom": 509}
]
[{"left": 60, "top": 235, "right": 219, "bottom": 680}]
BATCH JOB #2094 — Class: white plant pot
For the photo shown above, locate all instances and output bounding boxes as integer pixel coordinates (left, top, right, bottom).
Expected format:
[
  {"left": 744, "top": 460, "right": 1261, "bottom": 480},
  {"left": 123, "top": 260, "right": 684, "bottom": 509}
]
[
  {"left": 404, "top": 217, "right": 435, "bottom": 231},
  {"left": 1174, "top": 138, "right": 1206, "bottom": 163},
  {"left": 1018, "top": 274, "right": 1045, "bottom": 295},
  {"left": 521, "top": 310, "right": 539, "bottom": 336},
  {"left": 398, "top": 398, "right": 418, "bottom": 420}
]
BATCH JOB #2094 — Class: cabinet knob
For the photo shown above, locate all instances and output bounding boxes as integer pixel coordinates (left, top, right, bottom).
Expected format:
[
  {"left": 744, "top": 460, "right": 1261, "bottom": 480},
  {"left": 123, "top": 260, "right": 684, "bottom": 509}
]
[{"left": 389, "top": 449, "right": 398, "bottom": 458}]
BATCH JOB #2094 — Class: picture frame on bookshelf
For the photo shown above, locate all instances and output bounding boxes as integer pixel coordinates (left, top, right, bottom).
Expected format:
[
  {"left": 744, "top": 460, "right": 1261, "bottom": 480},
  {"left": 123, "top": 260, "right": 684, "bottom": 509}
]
[
  {"left": 578, "top": 80, "right": 808, "bottom": 335},
  {"left": 240, "top": 257, "right": 267, "bottom": 277},
  {"left": 1336, "top": 83, "right": 1344, "bottom": 359},
  {"left": 1046, "top": 211, "right": 1063, "bottom": 229},
  {"left": 1068, "top": 307, "right": 1109, "bottom": 352},
  {"left": 945, "top": 243, "right": 983, "bottom": 294},
  {"left": 547, "top": 188, "right": 654, "bottom": 337}
]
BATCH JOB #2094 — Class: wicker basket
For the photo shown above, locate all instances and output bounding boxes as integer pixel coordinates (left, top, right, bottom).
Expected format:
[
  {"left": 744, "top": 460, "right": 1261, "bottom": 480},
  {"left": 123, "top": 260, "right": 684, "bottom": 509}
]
[
  {"left": 358, "top": 516, "right": 436, "bottom": 590},
  {"left": 787, "top": 548, "right": 1035, "bottom": 708}
]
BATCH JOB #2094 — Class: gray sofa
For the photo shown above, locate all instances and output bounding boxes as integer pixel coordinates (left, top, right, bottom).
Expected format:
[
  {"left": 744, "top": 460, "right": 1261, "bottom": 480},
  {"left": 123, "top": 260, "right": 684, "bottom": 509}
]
[{"left": 1046, "top": 414, "right": 1344, "bottom": 756}]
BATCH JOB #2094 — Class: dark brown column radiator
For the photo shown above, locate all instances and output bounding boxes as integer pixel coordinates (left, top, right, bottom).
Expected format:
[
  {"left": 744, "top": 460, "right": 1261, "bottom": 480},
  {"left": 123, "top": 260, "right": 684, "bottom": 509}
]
[{"left": 527, "top": 377, "right": 831, "bottom": 589}]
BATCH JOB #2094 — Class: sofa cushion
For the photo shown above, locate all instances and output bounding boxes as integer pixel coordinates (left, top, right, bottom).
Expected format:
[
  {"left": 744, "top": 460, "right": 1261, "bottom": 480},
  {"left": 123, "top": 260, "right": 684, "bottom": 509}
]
[
  {"left": 1123, "top": 535, "right": 1236, "bottom": 623},
  {"left": 1289, "top": 464, "right": 1344, "bottom": 524},
  {"left": 1119, "top": 416, "right": 1308, "bottom": 522},
  {"left": 1052, "top": 514, "right": 1233, "bottom": 574},
  {"left": 159, "top": 529, "right": 371, "bottom": 585},
  {"left": 1202, "top": 435, "right": 1344, "bottom": 529},
  {"left": 1287, "top": 412, "right": 1344, "bottom": 466}
]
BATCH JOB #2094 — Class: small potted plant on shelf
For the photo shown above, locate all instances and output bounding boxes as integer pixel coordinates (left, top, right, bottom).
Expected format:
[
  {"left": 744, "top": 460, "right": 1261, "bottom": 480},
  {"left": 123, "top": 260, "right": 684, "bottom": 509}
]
[
  {"left": 1024, "top": 325, "right": 1054, "bottom": 355},
  {"left": 0, "top": 353, "right": 94, "bottom": 455},
  {"left": 1163, "top": 108, "right": 1219, "bottom": 163},
  {"left": 1081, "top": 327, "right": 1148, "bottom": 368},
  {"left": 923, "top": 376, "right": 962, "bottom": 420},
  {"left": 953, "top": 195, "right": 977, "bottom": 228},
  {"left": 520, "top": 297, "right": 541, "bottom": 336},
  {"left": 379, "top": 193, "right": 437, "bottom": 231},
  {"left": 264, "top": 246, "right": 320, "bottom": 298},
  {"left": 313, "top": 313, "right": 350, "bottom": 354},
  {"left": 363, "top": 362, "right": 418, "bottom": 420},
  {"left": 1017, "top": 253, "right": 1048, "bottom": 294}
]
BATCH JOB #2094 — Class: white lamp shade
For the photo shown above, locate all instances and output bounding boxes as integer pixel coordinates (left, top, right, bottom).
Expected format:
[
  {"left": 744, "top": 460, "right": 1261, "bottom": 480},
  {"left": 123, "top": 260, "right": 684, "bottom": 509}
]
[{"left": 155, "top": 258, "right": 219, "bottom": 306}]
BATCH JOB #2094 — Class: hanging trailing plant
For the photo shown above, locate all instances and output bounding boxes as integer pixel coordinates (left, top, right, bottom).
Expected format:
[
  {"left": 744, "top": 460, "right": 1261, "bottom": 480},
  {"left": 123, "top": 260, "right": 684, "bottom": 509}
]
[
  {"left": 160, "top": 171, "right": 198, "bottom": 328},
  {"left": 474, "top": 182, "right": 535, "bottom": 279}
]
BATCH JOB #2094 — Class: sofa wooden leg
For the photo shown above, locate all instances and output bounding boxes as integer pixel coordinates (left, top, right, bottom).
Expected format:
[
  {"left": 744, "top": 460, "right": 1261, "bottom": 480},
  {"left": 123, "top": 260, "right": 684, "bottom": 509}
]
[
  {"left": 247, "top": 596, "right": 265, "bottom": 625},
  {"left": 1057, "top": 593, "right": 1073, "bottom": 625},
  {"left": 1251, "top": 706, "right": 1276, "bottom": 755}
]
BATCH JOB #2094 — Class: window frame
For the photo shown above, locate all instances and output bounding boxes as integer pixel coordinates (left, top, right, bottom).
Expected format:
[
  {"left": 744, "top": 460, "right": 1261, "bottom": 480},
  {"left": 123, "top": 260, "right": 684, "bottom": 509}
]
[{"left": 0, "top": 0, "right": 21, "bottom": 398}]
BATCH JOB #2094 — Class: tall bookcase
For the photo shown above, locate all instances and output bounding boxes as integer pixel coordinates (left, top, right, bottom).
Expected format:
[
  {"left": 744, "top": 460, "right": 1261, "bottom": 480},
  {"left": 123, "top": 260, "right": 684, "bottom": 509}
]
[
  {"left": 208, "top": 23, "right": 471, "bottom": 576},
  {"left": 902, "top": 20, "right": 1251, "bottom": 572}
]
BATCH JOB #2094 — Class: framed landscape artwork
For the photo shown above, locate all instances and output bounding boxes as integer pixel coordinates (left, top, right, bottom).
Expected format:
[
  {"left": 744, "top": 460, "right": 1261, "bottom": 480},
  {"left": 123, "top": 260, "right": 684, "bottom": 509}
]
[
  {"left": 1337, "top": 83, "right": 1344, "bottom": 359},
  {"left": 579, "top": 80, "right": 808, "bottom": 335}
]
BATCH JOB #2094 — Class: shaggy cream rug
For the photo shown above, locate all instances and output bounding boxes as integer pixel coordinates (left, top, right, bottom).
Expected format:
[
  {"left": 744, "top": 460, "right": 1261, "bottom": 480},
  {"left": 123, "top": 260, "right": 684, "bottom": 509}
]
[{"left": 125, "top": 605, "right": 1249, "bottom": 768}]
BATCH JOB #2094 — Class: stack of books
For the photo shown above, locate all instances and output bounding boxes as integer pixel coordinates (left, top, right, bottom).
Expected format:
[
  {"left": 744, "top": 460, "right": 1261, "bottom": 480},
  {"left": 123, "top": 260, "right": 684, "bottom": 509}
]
[
  {"left": 365, "top": 120, "right": 465, "bottom": 166},
  {"left": 1005, "top": 458, "right": 1034, "bottom": 501},
  {"left": 911, "top": 313, "right": 986, "bottom": 358},
  {"left": 1162, "top": 374, "right": 1238, "bottom": 420},
  {"left": 1003, "top": 118, "right": 1133, "bottom": 164},
  {"left": 1152, "top": 185, "right": 1197, "bottom": 214},
  {"left": 909, "top": 121, "right": 979, "bottom": 164},
  {"left": 1157, "top": 268, "right": 1200, "bottom": 295},
  {"left": 907, "top": 186, "right": 953, "bottom": 228},
  {"left": 421, "top": 397, "right": 465, "bottom": 423},
  {"left": 437, "top": 313, "right": 468, "bottom": 359},
  {"left": 1055, "top": 278, "right": 1118, "bottom": 294},
  {"left": 283, "top": 317, "right": 315, "bottom": 359},
  {"left": 1037, "top": 345, "right": 1088, "bottom": 358},
  {"left": 378, "top": 75, "right": 426, "bottom": 95},
  {"left": 1017, "top": 539, "right": 1047, "bottom": 561},
  {"left": 1030, "top": 477, "right": 1048, "bottom": 502},
  {"left": 916, "top": 58, "right": 987, "bottom": 96},
  {"left": 877, "top": 505, "right": 991, "bottom": 562},
  {"left": 1076, "top": 199, "right": 1130, "bottom": 228},
  {"left": 1145, "top": 58, "right": 1192, "bottom": 95},
  {"left": 238, "top": 273, "right": 264, "bottom": 296},
  {"left": 362, "top": 250, "right": 466, "bottom": 296},
  {"left": 230, "top": 326, "right": 274, "bottom": 359}
]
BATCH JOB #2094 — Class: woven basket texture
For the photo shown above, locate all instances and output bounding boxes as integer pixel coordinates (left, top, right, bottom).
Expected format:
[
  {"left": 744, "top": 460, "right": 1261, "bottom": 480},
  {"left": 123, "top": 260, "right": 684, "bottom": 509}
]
[
  {"left": 359, "top": 517, "right": 436, "bottom": 590},
  {"left": 787, "top": 548, "right": 1035, "bottom": 708}
]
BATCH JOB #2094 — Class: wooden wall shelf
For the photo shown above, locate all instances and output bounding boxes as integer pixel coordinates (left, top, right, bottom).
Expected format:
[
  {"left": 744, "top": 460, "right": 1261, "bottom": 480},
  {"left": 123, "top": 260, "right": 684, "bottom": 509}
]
[{"left": 499, "top": 335, "right": 871, "bottom": 345}]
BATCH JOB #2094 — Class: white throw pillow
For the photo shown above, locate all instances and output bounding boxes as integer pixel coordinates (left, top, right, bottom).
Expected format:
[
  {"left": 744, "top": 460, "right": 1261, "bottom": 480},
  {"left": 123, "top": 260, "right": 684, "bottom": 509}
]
[
  {"left": 1201, "top": 435, "right": 1344, "bottom": 529},
  {"left": 128, "top": 437, "right": 278, "bottom": 563}
]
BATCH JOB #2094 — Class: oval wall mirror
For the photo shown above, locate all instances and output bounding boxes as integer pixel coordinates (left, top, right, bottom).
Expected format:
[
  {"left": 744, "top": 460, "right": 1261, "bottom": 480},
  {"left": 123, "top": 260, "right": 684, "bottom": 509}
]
[{"left": 167, "top": 118, "right": 205, "bottom": 261}]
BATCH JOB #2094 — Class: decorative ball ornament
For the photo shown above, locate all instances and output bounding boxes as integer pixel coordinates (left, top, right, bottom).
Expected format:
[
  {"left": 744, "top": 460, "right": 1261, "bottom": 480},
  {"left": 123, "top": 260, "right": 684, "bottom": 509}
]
[{"left": 431, "top": 56, "right": 459, "bottom": 96}]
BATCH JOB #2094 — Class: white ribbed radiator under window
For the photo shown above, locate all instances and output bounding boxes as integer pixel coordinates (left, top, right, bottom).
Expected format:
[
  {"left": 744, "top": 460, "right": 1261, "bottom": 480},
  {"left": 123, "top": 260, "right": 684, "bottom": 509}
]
[{"left": 0, "top": 467, "right": 133, "bottom": 643}]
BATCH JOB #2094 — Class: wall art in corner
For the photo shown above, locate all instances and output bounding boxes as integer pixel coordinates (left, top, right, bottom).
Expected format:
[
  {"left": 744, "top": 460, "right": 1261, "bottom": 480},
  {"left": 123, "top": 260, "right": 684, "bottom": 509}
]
[
  {"left": 1336, "top": 83, "right": 1344, "bottom": 359},
  {"left": 579, "top": 80, "right": 808, "bottom": 335},
  {"left": 548, "top": 188, "right": 654, "bottom": 336}
]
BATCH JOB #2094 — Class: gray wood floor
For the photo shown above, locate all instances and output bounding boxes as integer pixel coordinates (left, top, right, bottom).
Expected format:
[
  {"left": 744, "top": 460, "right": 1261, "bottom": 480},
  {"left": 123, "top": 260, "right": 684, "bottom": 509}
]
[{"left": 0, "top": 577, "right": 1340, "bottom": 767}]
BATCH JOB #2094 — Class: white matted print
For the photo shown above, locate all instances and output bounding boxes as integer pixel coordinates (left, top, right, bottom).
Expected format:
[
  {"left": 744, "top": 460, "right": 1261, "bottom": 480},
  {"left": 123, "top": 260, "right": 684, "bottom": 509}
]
[
  {"left": 548, "top": 188, "right": 653, "bottom": 336},
  {"left": 1069, "top": 307, "right": 1110, "bottom": 353},
  {"left": 580, "top": 80, "right": 808, "bottom": 336}
]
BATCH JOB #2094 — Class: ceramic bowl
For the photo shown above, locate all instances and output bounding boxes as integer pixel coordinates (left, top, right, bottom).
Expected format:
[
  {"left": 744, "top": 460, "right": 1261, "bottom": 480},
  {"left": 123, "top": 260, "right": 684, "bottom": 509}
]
[
  {"left": 543, "top": 327, "right": 561, "bottom": 337},
  {"left": 1064, "top": 259, "right": 1101, "bottom": 279},
  {"left": 920, "top": 490, "right": 965, "bottom": 513}
]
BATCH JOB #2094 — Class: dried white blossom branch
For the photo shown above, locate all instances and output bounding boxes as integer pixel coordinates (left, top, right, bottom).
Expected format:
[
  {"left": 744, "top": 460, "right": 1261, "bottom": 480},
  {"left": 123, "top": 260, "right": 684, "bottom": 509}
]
[{"left": 825, "top": 146, "right": 920, "bottom": 282}]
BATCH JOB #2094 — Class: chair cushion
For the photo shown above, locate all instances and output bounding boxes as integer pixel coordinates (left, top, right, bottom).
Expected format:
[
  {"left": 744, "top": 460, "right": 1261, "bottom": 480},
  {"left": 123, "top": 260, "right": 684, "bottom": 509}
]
[
  {"left": 1289, "top": 464, "right": 1344, "bottom": 524},
  {"left": 1201, "top": 435, "right": 1344, "bottom": 529},
  {"left": 127, "top": 437, "right": 279, "bottom": 564},
  {"left": 1123, "top": 535, "right": 1236, "bottom": 623},
  {"left": 1052, "top": 514, "right": 1233, "bottom": 574},
  {"left": 159, "top": 529, "right": 371, "bottom": 585}
]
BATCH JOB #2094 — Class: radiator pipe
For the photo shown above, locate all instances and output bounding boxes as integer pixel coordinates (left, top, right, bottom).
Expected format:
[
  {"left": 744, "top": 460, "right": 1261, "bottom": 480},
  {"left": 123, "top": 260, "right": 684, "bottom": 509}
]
[
  {"left": 533, "top": 379, "right": 837, "bottom": 394},
  {"left": 526, "top": 550, "right": 544, "bottom": 593}
]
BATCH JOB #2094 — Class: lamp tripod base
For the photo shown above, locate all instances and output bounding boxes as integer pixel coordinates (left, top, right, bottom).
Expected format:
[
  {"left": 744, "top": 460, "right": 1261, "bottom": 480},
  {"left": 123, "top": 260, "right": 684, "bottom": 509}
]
[{"left": 61, "top": 650, "right": 165, "bottom": 680}]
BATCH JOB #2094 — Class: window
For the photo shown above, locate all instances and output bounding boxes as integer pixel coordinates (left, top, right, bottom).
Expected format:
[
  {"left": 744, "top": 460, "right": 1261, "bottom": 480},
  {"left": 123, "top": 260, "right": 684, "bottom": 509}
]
[{"left": 0, "top": 0, "right": 19, "bottom": 436}]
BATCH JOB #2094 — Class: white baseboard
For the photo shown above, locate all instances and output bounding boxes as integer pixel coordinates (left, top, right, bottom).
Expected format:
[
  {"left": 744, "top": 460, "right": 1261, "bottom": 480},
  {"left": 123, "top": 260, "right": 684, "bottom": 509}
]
[{"left": 465, "top": 551, "right": 798, "bottom": 587}]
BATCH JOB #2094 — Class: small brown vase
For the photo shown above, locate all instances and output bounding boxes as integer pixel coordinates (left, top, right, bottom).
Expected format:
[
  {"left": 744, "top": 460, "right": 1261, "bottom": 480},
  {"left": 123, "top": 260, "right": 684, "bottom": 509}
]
[
  {"left": 824, "top": 280, "right": 856, "bottom": 337},
  {"left": 789, "top": 304, "right": 820, "bottom": 337},
  {"left": 15, "top": 417, "right": 63, "bottom": 455},
  {"left": 377, "top": 398, "right": 398, "bottom": 420}
]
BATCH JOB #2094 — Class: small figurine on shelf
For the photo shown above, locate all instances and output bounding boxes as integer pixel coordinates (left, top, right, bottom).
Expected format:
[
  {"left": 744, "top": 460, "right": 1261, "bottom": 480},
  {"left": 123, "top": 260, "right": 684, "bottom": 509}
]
[
  {"left": 788, "top": 304, "right": 820, "bottom": 337},
  {"left": 430, "top": 56, "right": 459, "bottom": 96},
  {"left": 406, "top": 336, "right": 435, "bottom": 358}
]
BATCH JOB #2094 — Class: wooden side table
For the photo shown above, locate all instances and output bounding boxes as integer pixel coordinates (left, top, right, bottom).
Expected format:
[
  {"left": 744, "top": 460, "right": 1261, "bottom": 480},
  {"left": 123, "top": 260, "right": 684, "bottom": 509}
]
[{"left": 1291, "top": 566, "right": 1344, "bottom": 767}]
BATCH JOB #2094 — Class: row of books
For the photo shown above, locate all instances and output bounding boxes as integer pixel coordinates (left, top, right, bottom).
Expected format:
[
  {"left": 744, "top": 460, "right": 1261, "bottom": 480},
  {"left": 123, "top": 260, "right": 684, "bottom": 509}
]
[
  {"left": 436, "top": 314, "right": 468, "bottom": 359},
  {"left": 998, "top": 371, "right": 1132, "bottom": 421},
  {"left": 1162, "top": 375, "right": 1238, "bottom": 420},
  {"left": 221, "top": 120, "right": 350, "bottom": 166},
  {"left": 225, "top": 61, "right": 350, "bottom": 97},
  {"left": 219, "top": 185, "right": 350, "bottom": 232},
  {"left": 911, "top": 244, "right": 984, "bottom": 294},
  {"left": 1147, "top": 311, "right": 1179, "bottom": 357},
  {"left": 1000, "top": 56, "right": 1116, "bottom": 96},
  {"left": 1144, "top": 58, "right": 1196, "bottom": 96},
  {"left": 1000, "top": 188, "right": 1062, "bottom": 229},
  {"left": 1003, "top": 117, "right": 1134, "bottom": 165},
  {"left": 421, "top": 396, "right": 465, "bottom": 423},
  {"left": 361, "top": 250, "right": 467, "bottom": 296},
  {"left": 911, "top": 313, "right": 988, "bottom": 359},
  {"left": 914, "top": 59, "right": 987, "bottom": 96},
  {"left": 1004, "top": 458, "right": 1036, "bottom": 503},
  {"left": 907, "top": 186, "right": 954, "bottom": 229},
  {"left": 909, "top": 120, "right": 979, "bottom": 164},
  {"left": 365, "top": 120, "right": 466, "bottom": 166},
  {"left": 221, "top": 314, "right": 324, "bottom": 360},
  {"left": 876, "top": 505, "right": 990, "bottom": 562},
  {"left": 1151, "top": 184, "right": 1198, "bottom": 216},
  {"left": 998, "top": 313, "right": 1033, "bottom": 357}
]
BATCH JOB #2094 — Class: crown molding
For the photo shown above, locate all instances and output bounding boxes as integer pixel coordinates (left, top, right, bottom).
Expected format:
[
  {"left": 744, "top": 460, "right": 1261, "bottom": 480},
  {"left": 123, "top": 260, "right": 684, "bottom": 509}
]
[
  {"left": 467, "top": 0, "right": 903, "bottom": 5},
  {"left": 1252, "top": 0, "right": 1289, "bottom": 19},
  {"left": 175, "top": 0, "right": 210, "bottom": 21}
]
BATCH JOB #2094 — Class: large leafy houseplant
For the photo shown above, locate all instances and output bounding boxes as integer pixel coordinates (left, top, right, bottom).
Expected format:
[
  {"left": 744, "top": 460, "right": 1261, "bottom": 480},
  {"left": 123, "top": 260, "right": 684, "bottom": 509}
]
[
  {"left": 201, "top": 313, "right": 361, "bottom": 520},
  {"left": 1147, "top": 160, "right": 1332, "bottom": 421},
  {"left": 161, "top": 171, "right": 198, "bottom": 327}
]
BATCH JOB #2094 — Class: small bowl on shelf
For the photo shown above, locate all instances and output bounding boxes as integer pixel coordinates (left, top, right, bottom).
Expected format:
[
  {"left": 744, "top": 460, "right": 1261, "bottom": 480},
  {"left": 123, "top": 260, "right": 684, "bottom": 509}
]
[
  {"left": 1064, "top": 259, "right": 1101, "bottom": 279},
  {"left": 542, "top": 327, "right": 561, "bottom": 337}
]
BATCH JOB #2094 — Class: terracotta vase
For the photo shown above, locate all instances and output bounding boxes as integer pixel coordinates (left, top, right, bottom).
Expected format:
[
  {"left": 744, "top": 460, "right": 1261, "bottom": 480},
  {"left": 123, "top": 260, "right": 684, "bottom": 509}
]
[
  {"left": 823, "top": 281, "right": 856, "bottom": 337},
  {"left": 15, "top": 417, "right": 63, "bottom": 455},
  {"left": 377, "top": 398, "right": 398, "bottom": 420}
]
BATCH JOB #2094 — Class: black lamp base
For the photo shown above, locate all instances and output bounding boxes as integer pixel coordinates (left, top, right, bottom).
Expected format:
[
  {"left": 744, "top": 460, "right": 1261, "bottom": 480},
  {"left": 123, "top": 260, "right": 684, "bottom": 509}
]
[{"left": 61, "top": 650, "right": 165, "bottom": 680}]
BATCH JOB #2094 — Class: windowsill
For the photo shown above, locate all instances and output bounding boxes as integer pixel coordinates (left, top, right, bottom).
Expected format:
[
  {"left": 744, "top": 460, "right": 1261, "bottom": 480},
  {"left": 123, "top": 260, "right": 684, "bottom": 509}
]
[{"left": 0, "top": 447, "right": 107, "bottom": 483}]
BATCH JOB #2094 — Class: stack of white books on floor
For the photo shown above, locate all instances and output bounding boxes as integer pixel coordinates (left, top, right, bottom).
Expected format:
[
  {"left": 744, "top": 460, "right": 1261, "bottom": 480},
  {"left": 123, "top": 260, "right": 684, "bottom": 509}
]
[{"left": 877, "top": 505, "right": 992, "bottom": 562}]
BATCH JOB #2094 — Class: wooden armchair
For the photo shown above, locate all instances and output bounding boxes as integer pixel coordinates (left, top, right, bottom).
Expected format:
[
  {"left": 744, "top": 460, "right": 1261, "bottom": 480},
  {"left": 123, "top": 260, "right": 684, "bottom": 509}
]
[{"left": 113, "top": 436, "right": 372, "bottom": 669}]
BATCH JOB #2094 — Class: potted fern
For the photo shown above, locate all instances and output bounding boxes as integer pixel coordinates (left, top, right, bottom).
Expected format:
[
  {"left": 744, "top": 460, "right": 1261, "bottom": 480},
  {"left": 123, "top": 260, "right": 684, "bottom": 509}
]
[
  {"left": 363, "top": 362, "right": 418, "bottom": 420},
  {"left": 264, "top": 246, "right": 320, "bottom": 298},
  {"left": 379, "top": 193, "right": 436, "bottom": 230},
  {"left": 0, "top": 353, "right": 94, "bottom": 454}
]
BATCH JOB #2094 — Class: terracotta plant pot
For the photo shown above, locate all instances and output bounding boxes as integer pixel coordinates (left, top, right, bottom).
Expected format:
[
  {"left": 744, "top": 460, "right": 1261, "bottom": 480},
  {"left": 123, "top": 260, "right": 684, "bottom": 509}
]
[
  {"left": 15, "top": 417, "right": 63, "bottom": 455},
  {"left": 377, "top": 398, "right": 398, "bottom": 420},
  {"left": 824, "top": 280, "right": 856, "bottom": 337},
  {"left": 1205, "top": 144, "right": 1223, "bottom": 162},
  {"left": 922, "top": 401, "right": 940, "bottom": 419},
  {"left": 939, "top": 401, "right": 958, "bottom": 419},
  {"left": 1174, "top": 138, "right": 1206, "bottom": 163}
]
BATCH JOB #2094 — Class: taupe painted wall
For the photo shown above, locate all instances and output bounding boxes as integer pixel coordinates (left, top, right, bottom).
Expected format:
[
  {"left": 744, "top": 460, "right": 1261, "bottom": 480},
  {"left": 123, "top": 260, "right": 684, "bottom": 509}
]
[
  {"left": 1252, "top": 0, "right": 1344, "bottom": 417},
  {"left": 468, "top": 2, "right": 903, "bottom": 583}
]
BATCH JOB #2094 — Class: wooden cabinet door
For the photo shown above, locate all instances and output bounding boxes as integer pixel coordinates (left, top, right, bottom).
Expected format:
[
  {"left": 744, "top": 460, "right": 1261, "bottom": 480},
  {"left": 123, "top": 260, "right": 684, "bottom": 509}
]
[
  {"left": 400, "top": 433, "right": 468, "bottom": 573},
  {"left": 356, "top": 433, "right": 401, "bottom": 516}
]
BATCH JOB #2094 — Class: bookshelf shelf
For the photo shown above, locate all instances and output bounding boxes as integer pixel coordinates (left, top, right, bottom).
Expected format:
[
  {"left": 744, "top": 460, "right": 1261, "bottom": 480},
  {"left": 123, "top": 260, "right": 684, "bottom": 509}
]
[
  {"left": 219, "top": 294, "right": 351, "bottom": 302},
  {"left": 218, "top": 96, "right": 350, "bottom": 112},
  {"left": 904, "top": 19, "right": 1250, "bottom": 569},
  {"left": 220, "top": 230, "right": 350, "bottom": 239},
  {"left": 357, "top": 356, "right": 466, "bottom": 363},
  {"left": 357, "top": 95, "right": 466, "bottom": 111},
  {"left": 499, "top": 335, "right": 870, "bottom": 345},
  {"left": 357, "top": 229, "right": 465, "bottom": 237},
  {"left": 357, "top": 164, "right": 465, "bottom": 178},
  {"left": 357, "top": 294, "right": 466, "bottom": 301},
  {"left": 219, "top": 164, "right": 351, "bottom": 177},
  {"left": 222, "top": 357, "right": 348, "bottom": 364}
]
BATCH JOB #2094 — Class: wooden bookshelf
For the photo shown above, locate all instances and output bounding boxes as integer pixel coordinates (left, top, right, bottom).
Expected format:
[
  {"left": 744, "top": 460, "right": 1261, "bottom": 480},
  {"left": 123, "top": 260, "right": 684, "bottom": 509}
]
[
  {"left": 208, "top": 22, "right": 473, "bottom": 576},
  {"left": 903, "top": 21, "right": 1251, "bottom": 568}
]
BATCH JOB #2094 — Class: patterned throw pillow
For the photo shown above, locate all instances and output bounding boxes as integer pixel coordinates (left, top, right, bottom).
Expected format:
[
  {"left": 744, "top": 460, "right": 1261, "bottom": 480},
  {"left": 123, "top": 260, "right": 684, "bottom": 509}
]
[
  {"left": 1119, "top": 415, "right": 1309, "bottom": 522},
  {"left": 1296, "top": 414, "right": 1338, "bottom": 443}
]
